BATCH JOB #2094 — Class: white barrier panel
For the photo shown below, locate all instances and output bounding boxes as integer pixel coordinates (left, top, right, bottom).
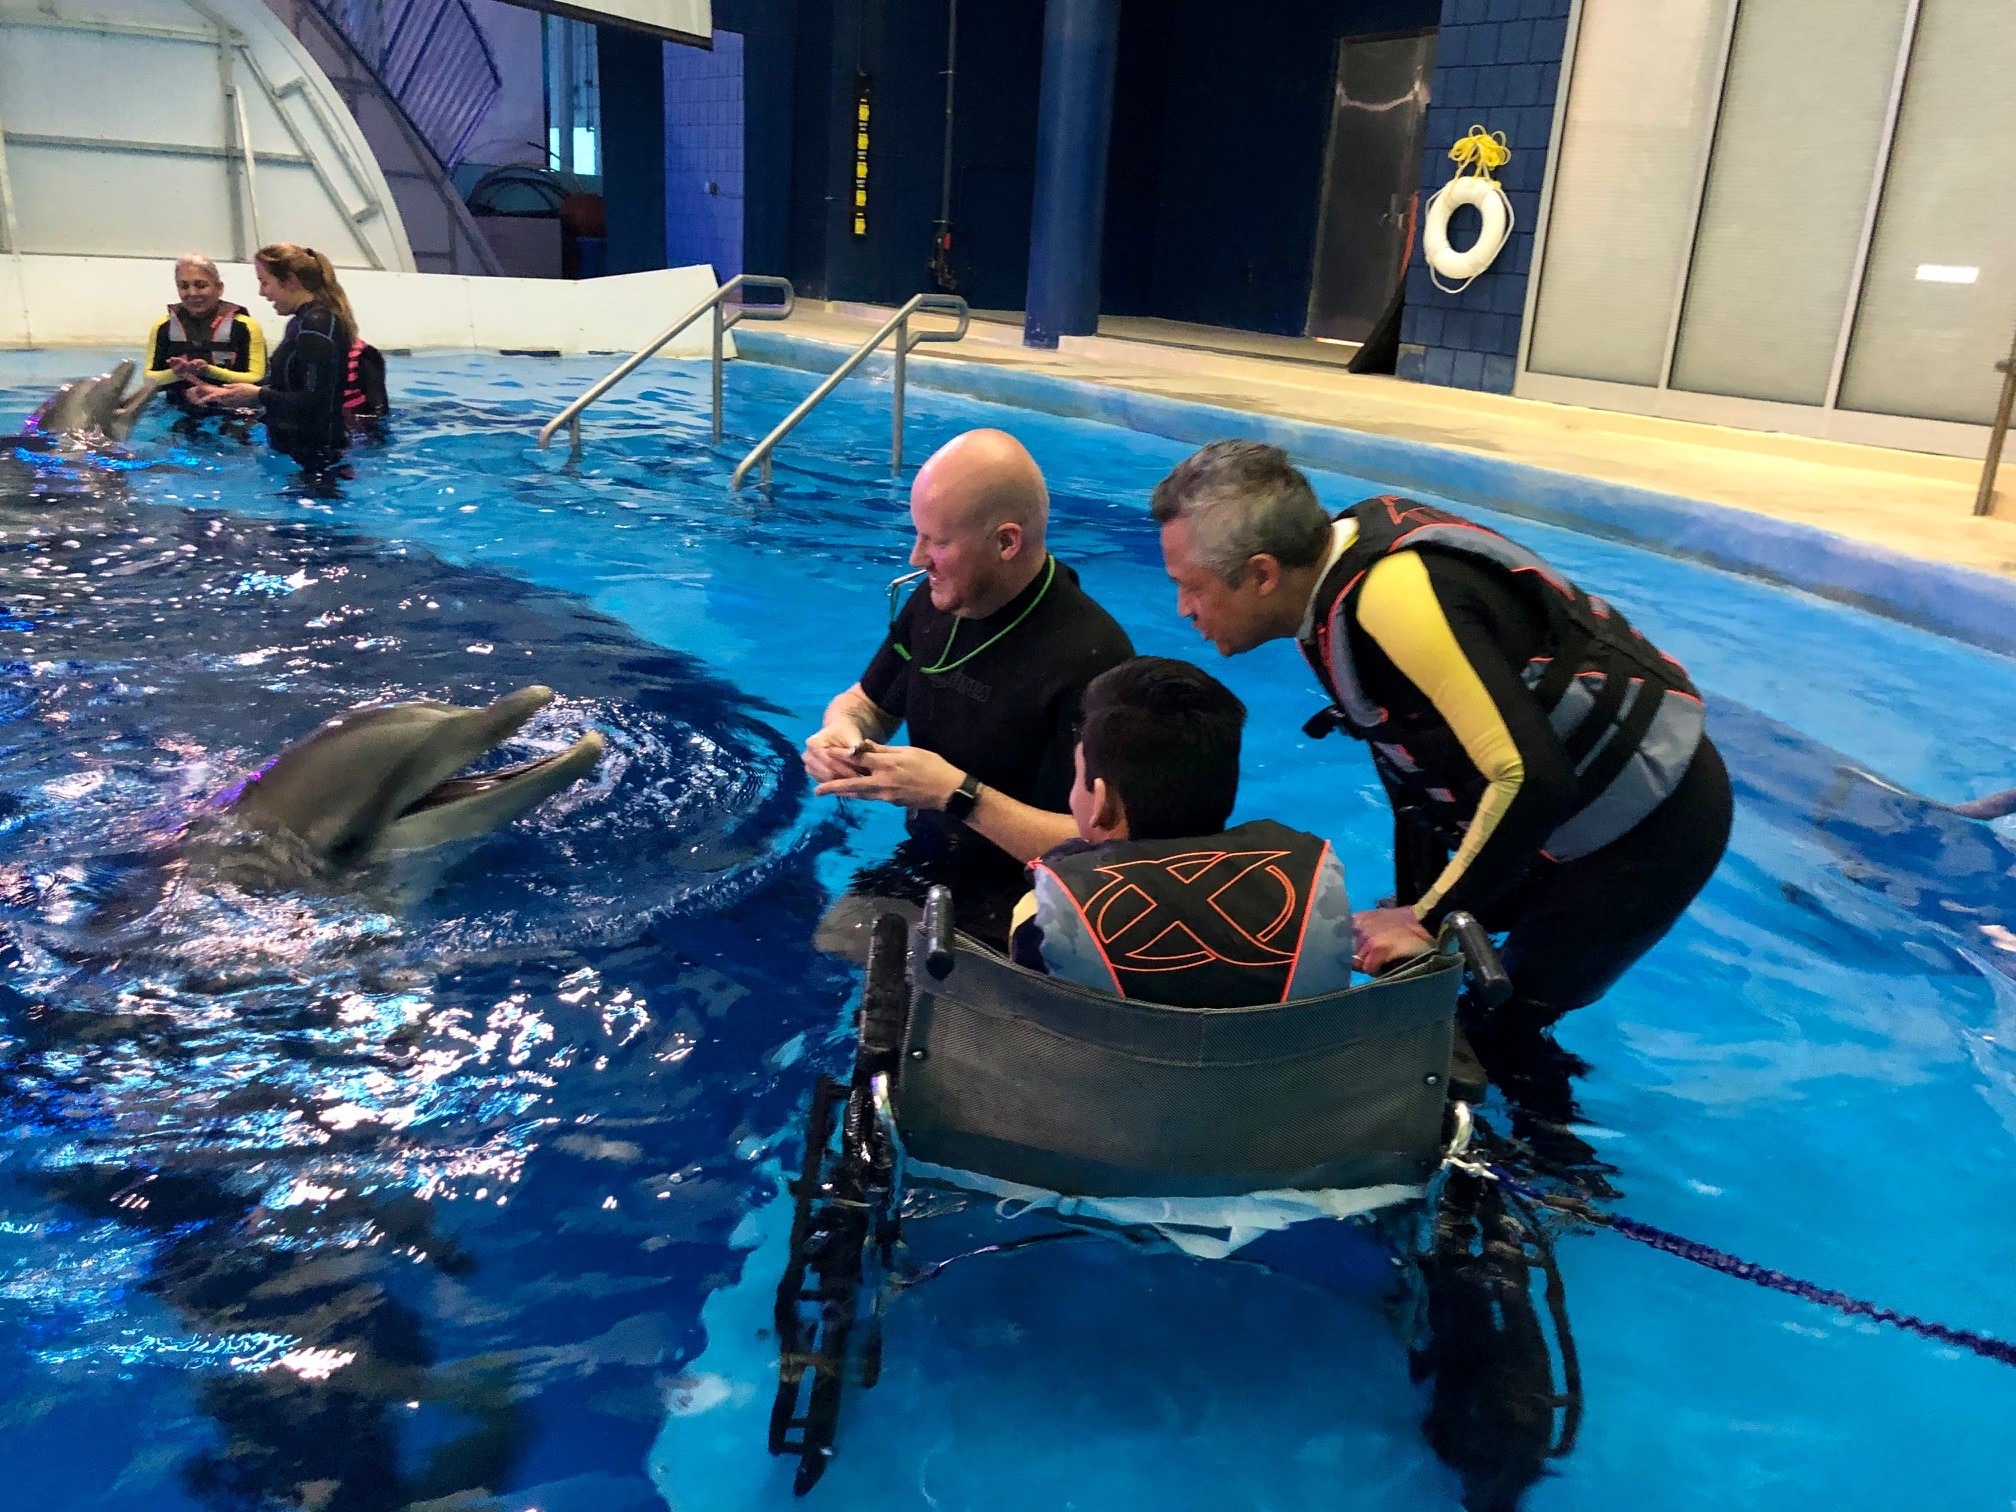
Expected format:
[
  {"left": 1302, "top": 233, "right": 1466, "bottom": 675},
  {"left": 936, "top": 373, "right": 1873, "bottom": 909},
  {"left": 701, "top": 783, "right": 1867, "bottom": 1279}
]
[
  {"left": 495, "top": 0, "right": 708, "bottom": 44},
  {"left": 0, "top": 255, "right": 731, "bottom": 358}
]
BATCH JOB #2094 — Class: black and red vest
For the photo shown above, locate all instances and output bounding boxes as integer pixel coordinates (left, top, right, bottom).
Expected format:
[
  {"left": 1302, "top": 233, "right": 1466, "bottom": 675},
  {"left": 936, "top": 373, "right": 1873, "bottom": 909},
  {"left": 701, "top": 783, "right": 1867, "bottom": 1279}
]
[
  {"left": 344, "top": 340, "right": 387, "bottom": 418},
  {"left": 1299, "top": 496, "right": 1705, "bottom": 863},
  {"left": 1029, "top": 820, "right": 1343, "bottom": 1006}
]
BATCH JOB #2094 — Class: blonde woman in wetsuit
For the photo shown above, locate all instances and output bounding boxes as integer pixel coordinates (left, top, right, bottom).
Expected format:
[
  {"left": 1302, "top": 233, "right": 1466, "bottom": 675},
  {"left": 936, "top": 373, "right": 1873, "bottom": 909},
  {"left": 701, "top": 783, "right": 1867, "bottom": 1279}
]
[{"left": 182, "top": 244, "right": 377, "bottom": 469}]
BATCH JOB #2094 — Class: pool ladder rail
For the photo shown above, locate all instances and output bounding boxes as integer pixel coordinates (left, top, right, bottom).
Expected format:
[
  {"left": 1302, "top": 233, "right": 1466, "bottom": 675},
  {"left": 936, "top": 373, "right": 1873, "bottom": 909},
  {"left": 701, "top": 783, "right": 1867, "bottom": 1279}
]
[
  {"left": 537, "top": 273, "right": 797, "bottom": 454},
  {"left": 730, "top": 292, "right": 970, "bottom": 490},
  {"left": 537, "top": 280, "right": 973, "bottom": 492}
]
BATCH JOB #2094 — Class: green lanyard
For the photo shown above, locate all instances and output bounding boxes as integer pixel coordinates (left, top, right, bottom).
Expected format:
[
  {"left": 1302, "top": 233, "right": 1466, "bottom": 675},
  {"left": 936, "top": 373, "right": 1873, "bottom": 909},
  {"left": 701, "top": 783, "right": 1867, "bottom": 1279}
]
[{"left": 893, "top": 556, "right": 1057, "bottom": 674}]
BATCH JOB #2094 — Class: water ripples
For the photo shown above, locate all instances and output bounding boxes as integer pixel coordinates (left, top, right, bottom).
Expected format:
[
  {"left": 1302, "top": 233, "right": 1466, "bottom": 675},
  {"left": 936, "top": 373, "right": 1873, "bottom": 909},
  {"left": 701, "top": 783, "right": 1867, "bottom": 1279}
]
[{"left": 0, "top": 399, "right": 855, "bottom": 1509}]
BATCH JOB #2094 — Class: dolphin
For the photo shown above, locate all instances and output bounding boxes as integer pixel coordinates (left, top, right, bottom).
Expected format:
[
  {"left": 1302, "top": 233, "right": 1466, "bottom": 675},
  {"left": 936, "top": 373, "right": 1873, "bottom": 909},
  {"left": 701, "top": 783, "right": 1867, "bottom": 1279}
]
[
  {"left": 22, "top": 359, "right": 159, "bottom": 445},
  {"left": 1837, "top": 767, "right": 2016, "bottom": 821},
  {"left": 212, "top": 685, "right": 605, "bottom": 870}
]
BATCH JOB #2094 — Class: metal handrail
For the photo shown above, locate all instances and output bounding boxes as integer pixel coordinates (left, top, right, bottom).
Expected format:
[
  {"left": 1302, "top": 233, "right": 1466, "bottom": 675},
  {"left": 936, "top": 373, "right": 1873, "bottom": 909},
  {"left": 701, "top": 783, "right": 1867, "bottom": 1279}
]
[
  {"left": 537, "top": 274, "right": 796, "bottom": 453},
  {"left": 1974, "top": 324, "right": 2016, "bottom": 518},
  {"left": 733, "top": 294, "right": 970, "bottom": 489}
]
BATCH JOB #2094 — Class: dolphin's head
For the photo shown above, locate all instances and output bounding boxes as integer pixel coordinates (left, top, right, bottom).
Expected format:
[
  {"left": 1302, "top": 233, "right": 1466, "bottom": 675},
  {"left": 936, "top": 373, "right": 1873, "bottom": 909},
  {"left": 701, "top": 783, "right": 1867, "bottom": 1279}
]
[
  {"left": 26, "top": 361, "right": 159, "bottom": 444},
  {"left": 225, "top": 687, "right": 606, "bottom": 867}
]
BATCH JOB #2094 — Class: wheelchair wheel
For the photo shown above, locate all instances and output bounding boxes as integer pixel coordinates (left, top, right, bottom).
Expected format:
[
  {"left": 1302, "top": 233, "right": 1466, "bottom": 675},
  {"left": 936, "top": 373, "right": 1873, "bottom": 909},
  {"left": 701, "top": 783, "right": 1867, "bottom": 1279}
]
[{"left": 769, "top": 912, "right": 912, "bottom": 1492}]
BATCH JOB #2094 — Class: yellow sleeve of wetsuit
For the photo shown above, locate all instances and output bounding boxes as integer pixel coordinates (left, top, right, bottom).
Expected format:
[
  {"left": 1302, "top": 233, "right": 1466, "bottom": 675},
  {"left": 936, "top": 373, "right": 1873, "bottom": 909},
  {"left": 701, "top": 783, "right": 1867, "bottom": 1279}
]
[
  {"left": 204, "top": 315, "right": 267, "bottom": 385},
  {"left": 1010, "top": 890, "right": 1038, "bottom": 933},
  {"left": 143, "top": 316, "right": 175, "bottom": 384},
  {"left": 1354, "top": 552, "right": 1526, "bottom": 920}
]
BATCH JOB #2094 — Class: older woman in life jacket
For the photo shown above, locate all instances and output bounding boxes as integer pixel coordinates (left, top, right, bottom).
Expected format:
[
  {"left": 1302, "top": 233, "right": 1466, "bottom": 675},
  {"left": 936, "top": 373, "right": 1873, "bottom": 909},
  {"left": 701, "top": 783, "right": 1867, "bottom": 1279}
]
[
  {"left": 1010, "top": 657, "right": 1356, "bottom": 1003},
  {"left": 181, "top": 244, "right": 387, "bottom": 468},
  {"left": 1149, "top": 441, "right": 1732, "bottom": 1032},
  {"left": 144, "top": 253, "right": 267, "bottom": 412}
]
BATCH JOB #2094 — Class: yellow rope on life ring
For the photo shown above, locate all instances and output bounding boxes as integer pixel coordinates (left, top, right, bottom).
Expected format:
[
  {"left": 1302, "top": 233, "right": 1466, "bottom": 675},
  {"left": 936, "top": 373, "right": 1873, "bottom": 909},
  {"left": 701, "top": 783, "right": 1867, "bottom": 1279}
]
[{"left": 1446, "top": 125, "right": 1512, "bottom": 181}]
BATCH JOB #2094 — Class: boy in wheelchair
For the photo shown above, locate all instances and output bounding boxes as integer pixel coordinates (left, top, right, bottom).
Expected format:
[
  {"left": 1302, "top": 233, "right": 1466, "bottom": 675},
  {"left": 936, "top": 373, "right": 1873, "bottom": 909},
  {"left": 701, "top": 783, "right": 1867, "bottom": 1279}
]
[{"left": 1008, "top": 656, "right": 1356, "bottom": 1005}]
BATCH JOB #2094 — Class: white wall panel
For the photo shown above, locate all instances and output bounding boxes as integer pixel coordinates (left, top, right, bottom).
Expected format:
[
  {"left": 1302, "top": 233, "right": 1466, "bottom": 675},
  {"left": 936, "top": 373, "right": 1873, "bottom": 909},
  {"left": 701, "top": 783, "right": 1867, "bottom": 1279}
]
[
  {"left": 1519, "top": 0, "right": 2010, "bottom": 450},
  {"left": 1524, "top": 0, "right": 1733, "bottom": 386},
  {"left": 8, "top": 151, "right": 241, "bottom": 258},
  {"left": 0, "top": 0, "right": 412, "bottom": 270},
  {"left": 0, "top": 260, "right": 29, "bottom": 346},
  {"left": 1668, "top": 0, "right": 1912, "bottom": 405},
  {"left": 1838, "top": 0, "right": 2016, "bottom": 424},
  {"left": 3, "top": 254, "right": 727, "bottom": 357},
  {"left": 493, "top": 0, "right": 707, "bottom": 44}
]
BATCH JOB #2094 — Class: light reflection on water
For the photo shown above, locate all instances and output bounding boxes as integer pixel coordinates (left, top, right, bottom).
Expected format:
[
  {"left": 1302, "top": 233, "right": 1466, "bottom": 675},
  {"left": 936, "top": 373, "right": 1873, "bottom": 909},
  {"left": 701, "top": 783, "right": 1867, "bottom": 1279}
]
[{"left": 0, "top": 411, "right": 854, "bottom": 1509}]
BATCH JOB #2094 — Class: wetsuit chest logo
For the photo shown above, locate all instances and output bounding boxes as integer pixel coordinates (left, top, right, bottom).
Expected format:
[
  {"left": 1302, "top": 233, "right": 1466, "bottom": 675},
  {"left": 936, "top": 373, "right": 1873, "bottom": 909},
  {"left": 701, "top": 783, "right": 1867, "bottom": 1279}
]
[{"left": 933, "top": 667, "right": 990, "bottom": 703}]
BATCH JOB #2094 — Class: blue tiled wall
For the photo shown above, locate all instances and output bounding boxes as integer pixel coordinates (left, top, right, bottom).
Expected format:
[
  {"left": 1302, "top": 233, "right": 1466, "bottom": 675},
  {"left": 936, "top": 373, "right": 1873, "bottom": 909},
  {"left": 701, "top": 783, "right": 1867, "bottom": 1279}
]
[
  {"left": 1397, "top": 0, "right": 1570, "bottom": 394},
  {"left": 663, "top": 30, "right": 746, "bottom": 281}
]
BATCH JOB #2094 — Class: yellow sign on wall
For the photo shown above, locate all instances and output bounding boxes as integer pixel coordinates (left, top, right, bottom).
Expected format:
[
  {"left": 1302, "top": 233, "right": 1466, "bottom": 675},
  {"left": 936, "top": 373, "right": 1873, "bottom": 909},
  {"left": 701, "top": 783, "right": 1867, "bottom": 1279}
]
[{"left": 852, "top": 73, "right": 871, "bottom": 237}]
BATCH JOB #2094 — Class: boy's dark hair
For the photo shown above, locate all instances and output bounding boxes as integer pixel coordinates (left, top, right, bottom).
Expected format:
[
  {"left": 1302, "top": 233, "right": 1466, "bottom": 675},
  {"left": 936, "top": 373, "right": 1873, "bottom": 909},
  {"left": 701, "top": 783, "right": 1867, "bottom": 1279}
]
[{"left": 1079, "top": 657, "right": 1246, "bottom": 841}]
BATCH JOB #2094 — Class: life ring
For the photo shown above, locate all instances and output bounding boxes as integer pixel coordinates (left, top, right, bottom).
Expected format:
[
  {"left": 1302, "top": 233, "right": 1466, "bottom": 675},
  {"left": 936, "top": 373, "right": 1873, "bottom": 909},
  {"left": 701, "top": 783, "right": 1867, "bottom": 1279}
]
[{"left": 1423, "top": 175, "right": 1513, "bottom": 292}]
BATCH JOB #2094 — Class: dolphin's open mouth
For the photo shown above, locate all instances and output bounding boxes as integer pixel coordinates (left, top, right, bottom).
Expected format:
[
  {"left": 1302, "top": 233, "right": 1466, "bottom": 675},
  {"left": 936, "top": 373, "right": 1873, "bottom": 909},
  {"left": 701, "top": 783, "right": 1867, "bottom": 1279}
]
[
  {"left": 225, "top": 684, "right": 608, "bottom": 863},
  {"left": 397, "top": 738, "right": 601, "bottom": 818},
  {"left": 370, "top": 711, "right": 606, "bottom": 857}
]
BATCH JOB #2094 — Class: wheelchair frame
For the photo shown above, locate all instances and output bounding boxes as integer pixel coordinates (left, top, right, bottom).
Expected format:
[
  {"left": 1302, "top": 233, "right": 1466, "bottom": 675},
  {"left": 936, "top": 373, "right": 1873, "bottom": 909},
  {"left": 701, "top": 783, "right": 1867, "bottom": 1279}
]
[{"left": 768, "top": 892, "right": 1524, "bottom": 1493}]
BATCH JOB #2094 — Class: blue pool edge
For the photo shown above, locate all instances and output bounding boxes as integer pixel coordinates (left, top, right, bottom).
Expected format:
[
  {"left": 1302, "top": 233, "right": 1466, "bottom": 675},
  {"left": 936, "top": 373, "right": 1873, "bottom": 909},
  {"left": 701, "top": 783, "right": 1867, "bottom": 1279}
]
[{"left": 736, "top": 329, "right": 2016, "bottom": 660}]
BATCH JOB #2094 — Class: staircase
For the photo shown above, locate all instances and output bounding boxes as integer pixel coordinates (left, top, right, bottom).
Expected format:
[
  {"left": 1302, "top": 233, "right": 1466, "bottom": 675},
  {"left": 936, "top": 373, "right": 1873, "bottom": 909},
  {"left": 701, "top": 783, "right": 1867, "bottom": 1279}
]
[
  {"left": 261, "top": 0, "right": 503, "bottom": 274},
  {"left": 318, "top": 0, "right": 500, "bottom": 169}
]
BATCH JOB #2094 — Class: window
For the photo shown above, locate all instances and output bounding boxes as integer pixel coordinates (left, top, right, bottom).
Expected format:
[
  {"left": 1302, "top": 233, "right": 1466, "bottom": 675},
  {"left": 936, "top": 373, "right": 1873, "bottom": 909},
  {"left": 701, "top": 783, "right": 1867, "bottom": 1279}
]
[{"left": 544, "top": 16, "right": 602, "bottom": 178}]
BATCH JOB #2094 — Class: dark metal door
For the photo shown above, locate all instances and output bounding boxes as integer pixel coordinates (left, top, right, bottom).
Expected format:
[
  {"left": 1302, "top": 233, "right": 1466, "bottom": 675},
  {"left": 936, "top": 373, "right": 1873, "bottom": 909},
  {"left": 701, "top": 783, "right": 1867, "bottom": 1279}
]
[{"left": 1305, "top": 30, "right": 1437, "bottom": 344}]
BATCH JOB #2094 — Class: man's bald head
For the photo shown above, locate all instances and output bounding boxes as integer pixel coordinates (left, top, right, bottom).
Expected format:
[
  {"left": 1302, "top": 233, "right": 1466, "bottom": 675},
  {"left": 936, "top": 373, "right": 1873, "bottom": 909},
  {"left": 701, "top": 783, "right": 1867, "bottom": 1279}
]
[
  {"left": 913, "top": 429, "right": 1049, "bottom": 546},
  {"left": 906, "top": 430, "right": 1052, "bottom": 618}
]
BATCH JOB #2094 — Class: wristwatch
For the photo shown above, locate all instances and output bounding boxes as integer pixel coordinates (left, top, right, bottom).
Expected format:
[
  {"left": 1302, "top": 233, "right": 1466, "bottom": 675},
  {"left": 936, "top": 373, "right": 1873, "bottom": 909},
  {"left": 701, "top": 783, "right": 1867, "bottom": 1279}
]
[{"left": 944, "top": 771, "right": 984, "bottom": 824}]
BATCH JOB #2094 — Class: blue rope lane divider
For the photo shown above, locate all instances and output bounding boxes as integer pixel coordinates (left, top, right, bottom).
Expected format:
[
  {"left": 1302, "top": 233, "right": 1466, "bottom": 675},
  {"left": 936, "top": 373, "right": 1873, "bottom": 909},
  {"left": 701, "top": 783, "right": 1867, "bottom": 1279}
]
[{"left": 1467, "top": 1161, "right": 2016, "bottom": 1370}]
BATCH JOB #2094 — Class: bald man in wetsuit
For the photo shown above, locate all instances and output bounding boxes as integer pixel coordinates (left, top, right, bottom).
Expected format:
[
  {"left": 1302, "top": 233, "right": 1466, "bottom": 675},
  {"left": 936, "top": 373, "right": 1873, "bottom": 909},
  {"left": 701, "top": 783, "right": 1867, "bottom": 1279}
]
[{"left": 805, "top": 429, "right": 1134, "bottom": 943}]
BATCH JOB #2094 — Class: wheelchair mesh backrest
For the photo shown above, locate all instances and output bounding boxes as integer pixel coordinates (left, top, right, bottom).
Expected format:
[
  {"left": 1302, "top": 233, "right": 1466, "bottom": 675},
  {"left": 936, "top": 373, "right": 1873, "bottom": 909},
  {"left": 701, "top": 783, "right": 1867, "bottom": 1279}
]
[{"left": 895, "top": 944, "right": 1458, "bottom": 1198}]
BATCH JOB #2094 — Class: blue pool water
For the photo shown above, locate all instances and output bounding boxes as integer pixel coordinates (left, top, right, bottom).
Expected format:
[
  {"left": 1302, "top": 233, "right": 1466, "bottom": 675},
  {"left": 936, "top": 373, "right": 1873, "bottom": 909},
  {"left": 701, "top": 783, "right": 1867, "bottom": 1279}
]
[{"left": 0, "top": 348, "right": 2012, "bottom": 1511}]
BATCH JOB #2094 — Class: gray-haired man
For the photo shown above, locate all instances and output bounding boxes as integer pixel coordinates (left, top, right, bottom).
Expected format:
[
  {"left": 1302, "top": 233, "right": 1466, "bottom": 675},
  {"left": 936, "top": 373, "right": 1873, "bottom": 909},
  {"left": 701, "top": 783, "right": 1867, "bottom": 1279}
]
[{"left": 1149, "top": 439, "right": 1730, "bottom": 1030}]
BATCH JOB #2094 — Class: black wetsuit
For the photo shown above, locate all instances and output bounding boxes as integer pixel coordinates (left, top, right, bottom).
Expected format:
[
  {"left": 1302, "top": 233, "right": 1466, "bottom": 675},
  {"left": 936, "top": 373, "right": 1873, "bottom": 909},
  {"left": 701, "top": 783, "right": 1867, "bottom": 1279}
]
[
  {"left": 1348, "top": 550, "right": 1731, "bottom": 1018},
  {"left": 852, "top": 557, "right": 1133, "bottom": 943},
  {"left": 260, "top": 302, "right": 349, "bottom": 469}
]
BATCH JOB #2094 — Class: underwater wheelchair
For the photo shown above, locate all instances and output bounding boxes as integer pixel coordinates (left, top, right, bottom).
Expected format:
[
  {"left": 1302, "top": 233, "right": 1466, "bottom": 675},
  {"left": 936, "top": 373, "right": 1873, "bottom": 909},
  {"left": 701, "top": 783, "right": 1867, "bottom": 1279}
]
[{"left": 769, "top": 886, "right": 1513, "bottom": 1492}]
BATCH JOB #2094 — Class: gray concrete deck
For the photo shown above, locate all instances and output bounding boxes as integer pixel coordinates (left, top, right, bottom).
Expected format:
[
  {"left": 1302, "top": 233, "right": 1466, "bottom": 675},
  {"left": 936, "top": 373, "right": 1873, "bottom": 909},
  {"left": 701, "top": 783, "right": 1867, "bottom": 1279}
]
[{"left": 780, "top": 302, "right": 2016, "bottom": 585}]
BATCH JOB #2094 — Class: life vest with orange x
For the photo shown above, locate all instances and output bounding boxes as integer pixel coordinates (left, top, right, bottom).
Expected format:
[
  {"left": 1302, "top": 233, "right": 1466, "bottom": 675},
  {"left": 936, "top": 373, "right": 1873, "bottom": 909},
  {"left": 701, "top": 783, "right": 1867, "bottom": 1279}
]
[
  {"left": 1299, "top": 497, "right": 1706, "bottom": 863},
  {"left": 1025, "top": 820, "right": 1350, "bottom": 1007}
]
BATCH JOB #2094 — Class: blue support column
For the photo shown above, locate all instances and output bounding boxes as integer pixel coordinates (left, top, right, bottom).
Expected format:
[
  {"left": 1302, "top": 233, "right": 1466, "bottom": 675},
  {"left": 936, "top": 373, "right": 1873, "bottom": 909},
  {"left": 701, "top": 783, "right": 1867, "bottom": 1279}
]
[
  {"left": 597, "top": 26, "right": 668, "bottom": 276},
  {"left": 1022, "top": 0, "right": 1122, "bottom": 349}
]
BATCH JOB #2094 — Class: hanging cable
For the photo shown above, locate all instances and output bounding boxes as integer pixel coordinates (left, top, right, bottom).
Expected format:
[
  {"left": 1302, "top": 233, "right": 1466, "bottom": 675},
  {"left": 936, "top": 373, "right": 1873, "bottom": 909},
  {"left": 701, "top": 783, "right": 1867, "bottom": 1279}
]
[{"left": 928, "top": 0, "right": 960, "bottom": 293}]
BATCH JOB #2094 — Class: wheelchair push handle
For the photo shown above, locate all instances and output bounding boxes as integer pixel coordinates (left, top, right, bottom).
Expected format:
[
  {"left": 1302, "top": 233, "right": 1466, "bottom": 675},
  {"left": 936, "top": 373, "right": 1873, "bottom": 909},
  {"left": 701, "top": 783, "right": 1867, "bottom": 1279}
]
[
  {"left": 1439, "top": 911, "right": 1512, "bottom": 1009},
  {"left": 921, "top": 884, "right": 956, "bottom": 980}
]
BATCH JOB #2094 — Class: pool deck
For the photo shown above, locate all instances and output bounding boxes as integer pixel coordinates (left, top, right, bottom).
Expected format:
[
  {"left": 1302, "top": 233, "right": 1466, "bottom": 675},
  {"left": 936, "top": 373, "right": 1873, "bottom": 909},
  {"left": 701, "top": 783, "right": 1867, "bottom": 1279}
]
[{"left": 745, "top": 302, "right": 2016, "bottom": 588}]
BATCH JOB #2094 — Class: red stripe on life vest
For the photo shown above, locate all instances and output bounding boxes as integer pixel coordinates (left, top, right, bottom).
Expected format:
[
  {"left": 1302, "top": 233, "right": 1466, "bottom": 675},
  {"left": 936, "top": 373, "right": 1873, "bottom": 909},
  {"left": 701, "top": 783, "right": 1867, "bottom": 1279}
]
[{"left": 343, "top": 340, "right": 367, "bottom": 411}]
